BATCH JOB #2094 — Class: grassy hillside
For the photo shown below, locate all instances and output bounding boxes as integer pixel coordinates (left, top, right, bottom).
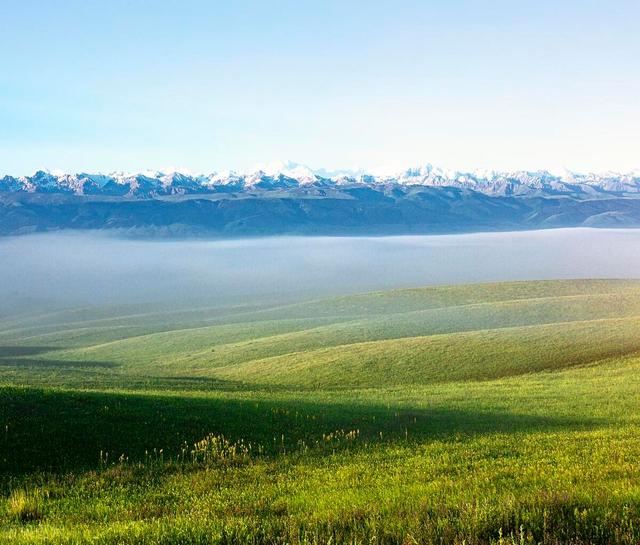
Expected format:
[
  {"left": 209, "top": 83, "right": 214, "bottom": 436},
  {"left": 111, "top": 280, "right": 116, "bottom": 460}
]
[{"left": 1, "top": 279, "right": 640, "bottom": 544}]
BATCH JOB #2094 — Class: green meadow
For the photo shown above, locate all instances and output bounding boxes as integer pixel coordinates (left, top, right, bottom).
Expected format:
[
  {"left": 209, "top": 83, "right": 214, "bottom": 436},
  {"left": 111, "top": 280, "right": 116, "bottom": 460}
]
[{"left": 1, "top": 279, "right": 640, "bottom": 544}]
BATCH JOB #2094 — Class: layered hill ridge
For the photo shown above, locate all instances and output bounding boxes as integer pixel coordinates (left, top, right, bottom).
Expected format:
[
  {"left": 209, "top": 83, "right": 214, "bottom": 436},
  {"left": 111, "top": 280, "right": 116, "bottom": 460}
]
[{"left": 4, "top": 279, "right": 640, "bottom": 390}]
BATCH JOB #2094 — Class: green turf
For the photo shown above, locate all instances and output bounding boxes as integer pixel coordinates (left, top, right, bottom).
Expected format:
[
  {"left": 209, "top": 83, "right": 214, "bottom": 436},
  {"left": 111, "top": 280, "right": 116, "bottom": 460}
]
[{"left": 1, "top": 279, "right": 640, "bottom": 544}]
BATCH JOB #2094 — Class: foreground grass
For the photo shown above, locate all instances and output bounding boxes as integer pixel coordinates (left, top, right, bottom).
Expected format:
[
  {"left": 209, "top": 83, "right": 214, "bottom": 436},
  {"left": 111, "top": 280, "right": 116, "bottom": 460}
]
[{"left": 1, "top": 280, "right": 640, "bottom": 544}]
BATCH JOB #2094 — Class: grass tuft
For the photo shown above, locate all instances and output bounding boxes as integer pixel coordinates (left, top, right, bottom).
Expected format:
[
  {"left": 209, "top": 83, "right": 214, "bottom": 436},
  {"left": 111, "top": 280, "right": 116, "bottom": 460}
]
[{"left": 7, "top": 489, "right": 44, "bottom": 523}]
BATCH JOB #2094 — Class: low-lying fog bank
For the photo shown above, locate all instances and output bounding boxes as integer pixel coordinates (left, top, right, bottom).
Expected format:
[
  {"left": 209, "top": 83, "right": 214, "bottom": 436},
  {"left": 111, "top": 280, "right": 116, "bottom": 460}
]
[{"left": 2, "top": 228, "right": 639, "bottom": 315}]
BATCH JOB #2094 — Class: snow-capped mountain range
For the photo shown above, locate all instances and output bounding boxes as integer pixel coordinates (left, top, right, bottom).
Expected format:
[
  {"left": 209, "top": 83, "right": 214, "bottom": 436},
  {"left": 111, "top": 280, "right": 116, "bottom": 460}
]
[{"left": 3, "top": 161, "right": 640, "bottom": 198}]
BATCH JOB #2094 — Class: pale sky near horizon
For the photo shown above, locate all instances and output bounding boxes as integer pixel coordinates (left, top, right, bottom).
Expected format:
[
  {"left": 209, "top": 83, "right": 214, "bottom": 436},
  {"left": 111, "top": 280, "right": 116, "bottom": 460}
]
[{"left": 1, "top": 0, "right": 639, "bottom": 176}]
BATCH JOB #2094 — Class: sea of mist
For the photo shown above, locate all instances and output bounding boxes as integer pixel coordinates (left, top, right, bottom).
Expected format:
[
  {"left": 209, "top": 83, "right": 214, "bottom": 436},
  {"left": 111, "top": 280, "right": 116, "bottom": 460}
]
[{"left": 2, "top": 228, "right": 640, "bottom": 315}]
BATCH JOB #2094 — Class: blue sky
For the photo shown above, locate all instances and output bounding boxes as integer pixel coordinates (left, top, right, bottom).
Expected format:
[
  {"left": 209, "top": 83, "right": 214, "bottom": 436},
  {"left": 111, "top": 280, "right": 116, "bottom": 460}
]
[{"left": 1, "top": 0, "right": 638, "bottom": 175}]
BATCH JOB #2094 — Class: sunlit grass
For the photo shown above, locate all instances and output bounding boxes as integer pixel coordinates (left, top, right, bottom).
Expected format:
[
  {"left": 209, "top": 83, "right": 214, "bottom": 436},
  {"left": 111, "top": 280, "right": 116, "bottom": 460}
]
[{"left": 1, "top": 280, "right": 640, "bottom": 543}]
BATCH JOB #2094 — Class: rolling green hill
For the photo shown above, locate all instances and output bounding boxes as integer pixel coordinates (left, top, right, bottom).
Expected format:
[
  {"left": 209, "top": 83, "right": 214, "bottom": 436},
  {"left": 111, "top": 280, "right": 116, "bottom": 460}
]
[{"left": 1, "top": 279, "right": 640, "bottom": 544}]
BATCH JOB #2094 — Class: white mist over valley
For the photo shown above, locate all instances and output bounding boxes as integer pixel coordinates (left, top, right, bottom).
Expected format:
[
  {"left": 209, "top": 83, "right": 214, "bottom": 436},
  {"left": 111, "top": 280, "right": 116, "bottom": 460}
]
[{"left": 2, "top": 228, "right": 639, "bottom": 314}]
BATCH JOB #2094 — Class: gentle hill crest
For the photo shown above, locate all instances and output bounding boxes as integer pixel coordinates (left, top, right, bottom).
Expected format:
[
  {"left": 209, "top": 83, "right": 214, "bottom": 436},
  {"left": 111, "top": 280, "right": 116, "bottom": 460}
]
[{"left": 3, "top": 279, "right": 640, "bottom": 390}]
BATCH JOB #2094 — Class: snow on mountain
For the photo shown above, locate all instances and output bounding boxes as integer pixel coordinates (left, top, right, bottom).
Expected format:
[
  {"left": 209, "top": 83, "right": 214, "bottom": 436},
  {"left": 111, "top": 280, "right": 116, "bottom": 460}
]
[{"left": 1, "top": 164, "right": 640, "bottom": 197}]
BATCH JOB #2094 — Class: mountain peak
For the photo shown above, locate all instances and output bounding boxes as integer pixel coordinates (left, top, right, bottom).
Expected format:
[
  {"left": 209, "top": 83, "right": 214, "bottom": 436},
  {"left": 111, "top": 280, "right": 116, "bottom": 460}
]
[{"left": 2, "top": 163, "right": 639, "bottom": 198}]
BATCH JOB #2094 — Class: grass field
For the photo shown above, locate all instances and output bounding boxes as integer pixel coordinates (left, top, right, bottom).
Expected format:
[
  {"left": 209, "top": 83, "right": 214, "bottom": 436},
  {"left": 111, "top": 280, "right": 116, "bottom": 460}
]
[{"left": 1, "top": 279, "right": 640, "bottom": 544}]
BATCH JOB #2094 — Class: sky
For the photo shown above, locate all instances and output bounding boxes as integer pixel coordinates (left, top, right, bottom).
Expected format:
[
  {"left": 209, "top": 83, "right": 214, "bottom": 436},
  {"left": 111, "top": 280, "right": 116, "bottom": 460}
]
[{"left": 1, "top": 0, "right": 639, "bottom": 176}]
